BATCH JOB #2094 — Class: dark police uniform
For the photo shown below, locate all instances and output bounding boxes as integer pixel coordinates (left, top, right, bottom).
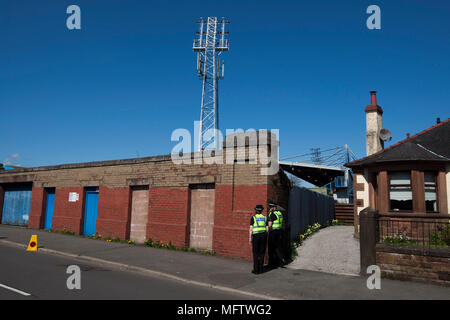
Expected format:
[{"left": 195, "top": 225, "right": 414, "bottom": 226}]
[
  {"left": 268, "top": 208, "right": 285, "bottom": 267},
  {"left": 250, "top": 206, "right": 267, "bottom": 274}
]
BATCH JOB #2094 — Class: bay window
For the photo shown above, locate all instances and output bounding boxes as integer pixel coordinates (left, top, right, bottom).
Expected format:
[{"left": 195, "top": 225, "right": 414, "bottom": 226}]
[{"left": 389, "top": 171, "right": 413, "bottom": 211}]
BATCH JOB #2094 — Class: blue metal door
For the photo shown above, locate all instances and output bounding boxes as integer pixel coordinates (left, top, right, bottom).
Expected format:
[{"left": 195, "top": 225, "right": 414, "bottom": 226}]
[
  {"left": 44, "top": 189, "right": 55, "bottom": 230},
  {"left": 83, "top": 188, "right": 99, "bottom": 236},
  {"left": 1, "top": 185, "right": 32, "bottom": 226}
]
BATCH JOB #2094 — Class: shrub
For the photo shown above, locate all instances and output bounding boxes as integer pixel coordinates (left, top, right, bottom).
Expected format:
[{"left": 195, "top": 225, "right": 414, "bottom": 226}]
[
  {"left": 430, "top": 225, "right": 450, "bottom": 247},
  {"left": 382, "top": 235, "right": 417, "bottom": 246},
  {"left": 437, "top": 224, "right": 450, "bottom": 246}
]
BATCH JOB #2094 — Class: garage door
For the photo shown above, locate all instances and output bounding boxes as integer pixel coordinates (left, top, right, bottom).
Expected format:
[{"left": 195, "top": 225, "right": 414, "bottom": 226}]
[{"left": 1, "top": 185, "right": 32, "bottom": 226}]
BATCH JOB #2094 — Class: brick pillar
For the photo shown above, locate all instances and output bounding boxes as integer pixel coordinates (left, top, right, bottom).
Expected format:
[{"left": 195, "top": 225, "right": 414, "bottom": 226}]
[
  {"left": 359, "top": 207, "right": 379, "bottom": 275},
  {"left": 437, "top": 171, "right": 448, "bottom": 214},
  {"left": 377, "top": 171, "right": 389, "bottom": 212},
  {"left": 29, "top": 187, "right": 45, "bottom": 229},
  {"left": 412, "top": 170, "right": 425, "bottom": 212}
]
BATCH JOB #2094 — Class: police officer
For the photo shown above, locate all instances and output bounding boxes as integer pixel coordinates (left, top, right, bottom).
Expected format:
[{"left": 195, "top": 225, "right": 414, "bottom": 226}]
[
  {"left": 267, "top": 203, "right": 286, "bottom": 267},
  {"left": 249, "top": 205, "right": 268, "bottom": 274}
]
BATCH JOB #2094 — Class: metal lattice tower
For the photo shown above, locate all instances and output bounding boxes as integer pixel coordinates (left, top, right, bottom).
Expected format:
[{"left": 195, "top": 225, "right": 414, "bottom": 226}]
[{"left": 193, "top": 17, "right": 229, "bottom": 151}]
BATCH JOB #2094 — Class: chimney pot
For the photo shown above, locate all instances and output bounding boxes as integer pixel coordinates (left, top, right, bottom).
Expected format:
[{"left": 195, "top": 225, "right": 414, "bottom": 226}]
[
  {"left": 406, "top": 133, "right": 410, "bottom": 138},
  {"left": 370, "top": 91, "right": 377, "bottom": 105}
]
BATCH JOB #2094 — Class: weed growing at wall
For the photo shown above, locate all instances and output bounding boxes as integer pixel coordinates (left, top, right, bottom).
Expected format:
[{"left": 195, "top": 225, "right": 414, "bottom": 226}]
[
  {"left": 90, "top": 234, "right": 136, "bottom": 245},
  {"left": 144, "top": 239, "right": 176, "bottom": 250},
  {"left": 45, "top": 229, "right": 217, "bottom": 255},
  {"left": 144, "top": 238, "right": 216, "bottom": 256},
  {"left": 45, "top": 229, "right": 75, "bottom": 236}
]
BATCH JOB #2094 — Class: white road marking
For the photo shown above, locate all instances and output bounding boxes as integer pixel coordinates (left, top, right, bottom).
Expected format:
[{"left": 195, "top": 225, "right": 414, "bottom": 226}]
[{"left": 0, "top": 283, "right": 31, "bottom": 296}]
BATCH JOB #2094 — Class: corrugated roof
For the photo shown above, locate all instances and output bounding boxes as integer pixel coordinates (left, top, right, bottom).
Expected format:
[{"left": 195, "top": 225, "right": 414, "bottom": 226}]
[{"left": 279, "top": 161, "right": 345, "bottom": 187}]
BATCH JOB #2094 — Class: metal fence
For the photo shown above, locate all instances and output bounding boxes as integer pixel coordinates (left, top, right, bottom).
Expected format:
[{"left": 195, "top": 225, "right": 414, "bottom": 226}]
[
  {"left": 287, "top": 186, "right": 335, "bottom": 241},
  {"left": 378, "top": 217, "right": 450, "bottom": 249}
]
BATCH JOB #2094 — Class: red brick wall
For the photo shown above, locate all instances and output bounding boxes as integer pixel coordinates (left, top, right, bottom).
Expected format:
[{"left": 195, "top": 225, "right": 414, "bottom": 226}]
[
  {"left": 377, "top": 249, "right": 450, "bottom": 286},
  {"left": 28, "top": 187, "right": 45, "bottom": 229},
  {"left": 135, "top": 184, "right": 272, "bottom": 260},
  {"left": 52, "top": 187, "right": 85, "bottom": 235},
  {"left": 213, "top": 184, "right": 268, "bottom": 260},
  {"left": 267, "top": 171, "right": 290, "bottom": 209},
  {"left": 147, "top": 187, "right": 190, "bottom": 247},
  {"left": 0, "top": 179, "right": 286, "bottom": 261},
  {"left": 96, "top": 186, "right": 131, "bottom": 239},
  {"left": 0, "top": 139, "right": 290, "bottom": 261}
]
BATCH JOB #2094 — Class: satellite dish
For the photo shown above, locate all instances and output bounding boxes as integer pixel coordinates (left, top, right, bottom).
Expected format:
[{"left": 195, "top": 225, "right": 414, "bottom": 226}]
[{"left": 379, "top": 128, "right": 392, "bottom": 142}]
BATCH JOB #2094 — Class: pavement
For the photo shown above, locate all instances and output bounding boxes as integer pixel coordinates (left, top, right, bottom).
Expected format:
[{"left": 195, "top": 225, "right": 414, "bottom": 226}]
[
  {"left": 289, "top": 226, "right": 360, "bottom": 276},
  {"left": 0, "top": 224, "right": 449, "bottom": 300}
]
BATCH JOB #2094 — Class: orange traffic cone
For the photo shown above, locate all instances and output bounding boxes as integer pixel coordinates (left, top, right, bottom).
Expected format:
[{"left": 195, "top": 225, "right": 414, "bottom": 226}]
[{"left": 27, "top": 235, "right": 38, "bottom": 251}]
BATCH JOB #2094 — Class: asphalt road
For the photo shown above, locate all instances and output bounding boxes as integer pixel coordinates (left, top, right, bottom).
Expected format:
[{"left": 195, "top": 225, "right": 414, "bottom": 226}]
[{"left": 0, "top": 243, "right": 249, "bottom": 300}]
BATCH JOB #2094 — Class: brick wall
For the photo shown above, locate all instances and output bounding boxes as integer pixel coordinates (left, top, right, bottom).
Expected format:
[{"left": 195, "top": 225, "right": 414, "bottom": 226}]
[
  {"left": 29, "top": 187, "right": 45, "bottom": 229},
  {"left": 147, "top": 187, "right": 190, "bottom": 247},
  {"left": 360, "top": 210, "right": 450, "bottom": 286},
  {"left": 0, "top": 133, "right": 288, "bottom": 260},
  {"left": 267, "top": 170, "right": 290, "bottom": 209},
  {"left": 97, "top": 186, "right": 131, "bottom": 239},
  {"left": 213, "top": 184, "right": 269, "bottom": 260},
  {"left": 376, "top": 245, "right": 450, "bottom": 286},
  {"left": 353, "top": 171, "right": 370, "bottom": 236},
  {"left": 52, "top": 187, "right": 85, "bottom": 235}
]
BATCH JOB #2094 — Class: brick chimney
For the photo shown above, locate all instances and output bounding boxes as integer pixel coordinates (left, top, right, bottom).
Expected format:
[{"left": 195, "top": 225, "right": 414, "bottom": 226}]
[{"left": 365, "top": 91, "right": 384, "bottom": 156}]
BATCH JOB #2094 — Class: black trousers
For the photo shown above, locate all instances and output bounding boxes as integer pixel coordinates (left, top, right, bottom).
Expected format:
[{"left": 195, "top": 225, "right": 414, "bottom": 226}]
[
  {"left": 252, "top": 232, "right": 267, "bottom": 273},
  {"left": 268, "top": 229, "right": 284, "bottom": 266}
]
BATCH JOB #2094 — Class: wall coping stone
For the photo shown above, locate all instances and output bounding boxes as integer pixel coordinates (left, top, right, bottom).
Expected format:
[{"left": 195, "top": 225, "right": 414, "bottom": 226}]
[{"left": 376, "top": 243, "right": 450, "bottom": 258}]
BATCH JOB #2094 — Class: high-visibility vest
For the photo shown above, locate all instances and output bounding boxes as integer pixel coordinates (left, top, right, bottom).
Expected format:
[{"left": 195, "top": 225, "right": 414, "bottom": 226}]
[
  {"left": 270, "top": 211, "right": 283, "bottom": 230},
  {"left": 252, "top": 214, "right": 267, "bottom": 234}
]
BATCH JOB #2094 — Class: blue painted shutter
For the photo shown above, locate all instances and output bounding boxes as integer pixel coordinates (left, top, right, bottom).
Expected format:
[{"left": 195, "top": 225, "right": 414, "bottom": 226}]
[{"left": 2, "top": 186, "right": 32, "bottom": 226}]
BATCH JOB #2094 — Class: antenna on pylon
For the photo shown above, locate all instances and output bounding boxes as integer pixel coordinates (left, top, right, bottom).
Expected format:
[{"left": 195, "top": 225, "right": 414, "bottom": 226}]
[{"left": 193, "top": 17, "right": 230, "bottom": 151}]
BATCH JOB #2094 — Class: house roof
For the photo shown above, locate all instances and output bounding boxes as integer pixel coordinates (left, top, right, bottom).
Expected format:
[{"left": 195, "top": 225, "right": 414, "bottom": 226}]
[{"left": 346, "top": 118, "right": 450, "bottom": 168}]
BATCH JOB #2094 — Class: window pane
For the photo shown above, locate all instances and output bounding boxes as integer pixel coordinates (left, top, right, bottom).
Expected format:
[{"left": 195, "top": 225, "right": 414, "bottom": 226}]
[
  {"left": 389, "top": 172, "right": 412, "bottom": 211},
  {"left": 424, "top": 172, "right": 436, "bottom": 184},
  {"left": 424, "top": 172, "right": 437, "bottom": 211},
  {"left": 390, "top": 172, "right": 411, "bottom": 185},
  {"left": 390, "top": 187, "right": 413, "bottom": 211}
]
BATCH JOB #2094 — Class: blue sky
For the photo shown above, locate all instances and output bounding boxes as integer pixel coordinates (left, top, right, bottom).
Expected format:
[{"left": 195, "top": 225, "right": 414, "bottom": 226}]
[{"left": 1, "top": 0, "right": 449, "bottom": 167}]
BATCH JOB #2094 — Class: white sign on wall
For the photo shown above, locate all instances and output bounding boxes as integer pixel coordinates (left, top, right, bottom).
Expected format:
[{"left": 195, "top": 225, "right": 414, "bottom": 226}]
[{"left": 68, "top": 192, "right": 79, "bottom": 202}]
